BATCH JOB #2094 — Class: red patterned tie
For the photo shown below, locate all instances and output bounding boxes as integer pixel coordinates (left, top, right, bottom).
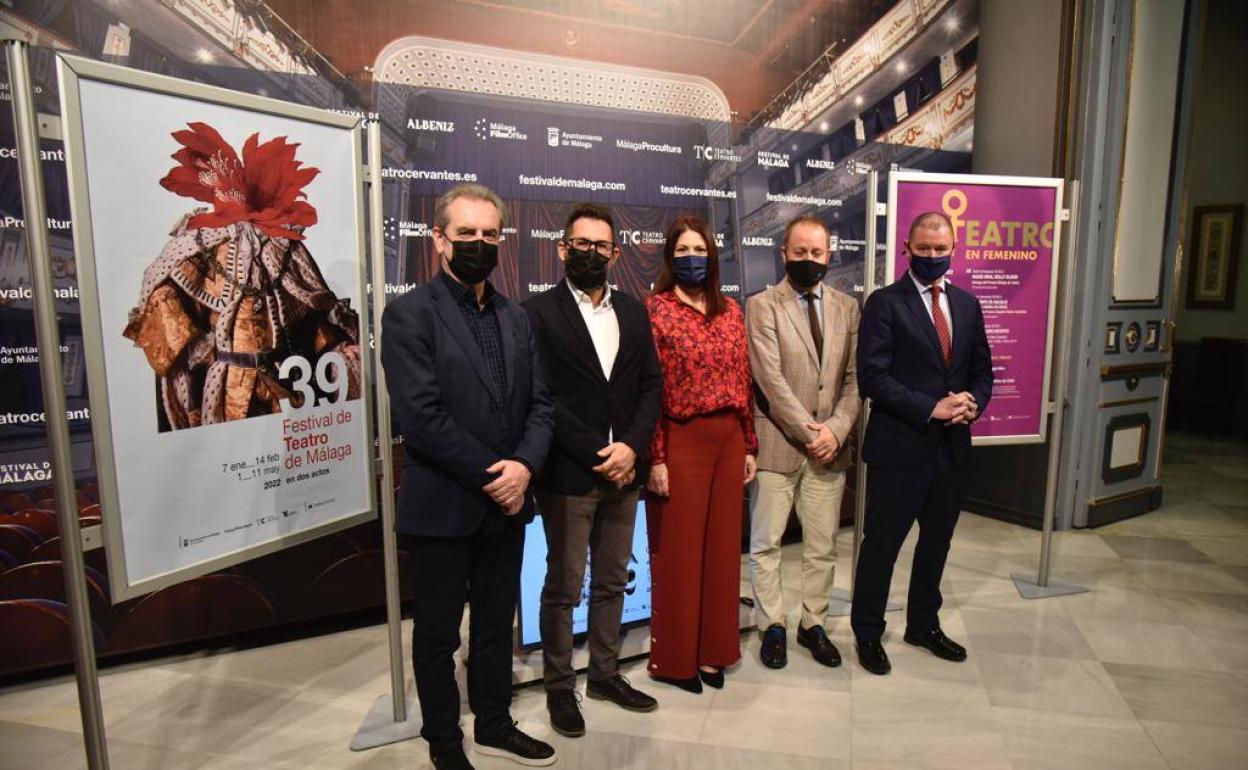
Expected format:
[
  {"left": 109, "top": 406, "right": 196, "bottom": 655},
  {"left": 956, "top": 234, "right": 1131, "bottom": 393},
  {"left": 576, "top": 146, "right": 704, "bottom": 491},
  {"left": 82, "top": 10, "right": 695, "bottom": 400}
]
[{"left": 930, "top": 283, "right": 953, "bottom": 367}]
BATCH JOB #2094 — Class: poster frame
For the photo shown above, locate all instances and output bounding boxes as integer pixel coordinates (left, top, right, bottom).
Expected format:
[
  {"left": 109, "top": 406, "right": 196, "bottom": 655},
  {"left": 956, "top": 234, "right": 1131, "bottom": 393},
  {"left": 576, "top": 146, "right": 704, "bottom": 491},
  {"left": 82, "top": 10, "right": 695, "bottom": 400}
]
[
  {"left": 884, "top": 170, "right": 1065, "bottom": 446},
  {"left": 57, "top": 52, "right": 378, "bottom": 601}
]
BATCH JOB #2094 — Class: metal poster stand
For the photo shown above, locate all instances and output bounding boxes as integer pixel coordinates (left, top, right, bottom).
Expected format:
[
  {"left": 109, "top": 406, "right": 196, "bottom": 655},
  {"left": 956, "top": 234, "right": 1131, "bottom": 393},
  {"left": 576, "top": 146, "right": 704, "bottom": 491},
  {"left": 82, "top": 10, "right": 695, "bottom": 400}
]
[
  {"left": 1011, "top": 180, "right": 1089, "bottom": 600},
  {"left": 350, "top": 120, "right": 422, "bottom": 750},
  {"left": 4, "top": 38, "right": 110, "bottom": 770}
]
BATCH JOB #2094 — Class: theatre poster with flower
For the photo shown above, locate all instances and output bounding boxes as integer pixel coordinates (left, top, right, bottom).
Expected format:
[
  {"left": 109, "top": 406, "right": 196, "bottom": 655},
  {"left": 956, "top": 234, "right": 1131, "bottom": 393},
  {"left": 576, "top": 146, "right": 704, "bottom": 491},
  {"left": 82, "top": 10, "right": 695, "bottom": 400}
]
[{"left": 59, "top": 55, "right": 374, "bottom": 599}]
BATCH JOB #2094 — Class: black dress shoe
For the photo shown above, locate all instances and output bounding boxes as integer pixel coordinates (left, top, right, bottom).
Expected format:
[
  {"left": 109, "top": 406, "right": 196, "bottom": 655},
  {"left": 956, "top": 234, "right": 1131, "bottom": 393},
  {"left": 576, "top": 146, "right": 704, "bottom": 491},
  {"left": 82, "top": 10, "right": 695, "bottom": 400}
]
[
  {"left": 473, "top": 722, "right": 556, "bottom": 766},
  {"left": 546, "top": 689, "right": 585, "bottom": 737},
  {"left": 697, "top": 667, "right": 725, "bottom": 689},
  {"left": 650, "top": 674, "right": 703, "bottom": 694},
  {"left": 587, "top": 674, "right": 658, "bottom": 712},
  {"left": 430, "top": 740, "right": 475, "bottom": 770},
  {"left": 904, "top": 627, "right": 968, "bottom": 662},
  {"left": 760, "top": 624, "right": 787, "bottom": 669},
  {"left": 797, "top": 625, "right": 842, "bottom": 668},
  {"left": 855, "top": 639, "right": 891, "bottom": 675}
]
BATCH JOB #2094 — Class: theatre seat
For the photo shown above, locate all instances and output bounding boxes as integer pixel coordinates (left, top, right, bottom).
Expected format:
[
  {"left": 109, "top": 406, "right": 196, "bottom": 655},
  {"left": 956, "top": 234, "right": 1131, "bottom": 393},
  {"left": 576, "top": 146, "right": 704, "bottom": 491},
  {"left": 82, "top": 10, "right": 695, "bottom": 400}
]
[
  {"left": 79, "top": 503, "right": 101, "bottom": 519},
  {"left": 0, "top": 560, "right": 112, "bottom": 624},
  {"left": 108, "top": 574, "right": 277, "bottom": 652},
  {"left": 7, "top": 510, "right": 58, "bottom": 539},
  {"left": 0, "top": 550, "right": 16, "bottom": 571},
  {"left": 305, "top": 549, "right": 411, "bottom": 616},
  {"left": 0, "top": 524, "right": 43, "bottom": 563},
  {"left": 233, "top": 533, "right": 360, "bottom": 617},
  {"left": 0, "top": 599, "right": 106, "bottom": 671},
  {"left": 0, "top": 492, "right": 36, "bottom": 513},
  {"left": 81, "top": 483, "right": 99, "bottom": 501},
  {"left": 29, "top": 537, "right": 110, "bottom": 573}
]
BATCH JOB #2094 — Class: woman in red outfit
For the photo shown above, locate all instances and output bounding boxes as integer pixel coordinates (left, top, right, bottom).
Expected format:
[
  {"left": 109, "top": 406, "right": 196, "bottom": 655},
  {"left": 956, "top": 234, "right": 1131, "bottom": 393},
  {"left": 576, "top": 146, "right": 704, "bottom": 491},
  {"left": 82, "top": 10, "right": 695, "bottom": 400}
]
[{"left": 645, "top": 216, "right": 758, "bottom": 694}]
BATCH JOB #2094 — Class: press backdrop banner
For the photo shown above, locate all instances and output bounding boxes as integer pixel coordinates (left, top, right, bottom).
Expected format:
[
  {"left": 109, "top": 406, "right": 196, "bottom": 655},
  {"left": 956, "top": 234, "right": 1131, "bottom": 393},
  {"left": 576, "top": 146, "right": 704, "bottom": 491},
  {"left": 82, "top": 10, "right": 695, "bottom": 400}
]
[
  {"left": 58, "top": 55, "right": 375, "bottom": 600},
  {"left": 885, "top": 172, "right": 1064, "bottom": 445}
]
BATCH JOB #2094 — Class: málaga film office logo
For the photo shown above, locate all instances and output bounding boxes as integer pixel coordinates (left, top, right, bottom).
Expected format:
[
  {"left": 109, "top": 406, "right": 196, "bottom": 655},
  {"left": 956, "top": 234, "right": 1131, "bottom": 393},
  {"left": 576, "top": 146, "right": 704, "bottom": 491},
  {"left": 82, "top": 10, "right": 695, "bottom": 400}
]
[{"left": 475, "top": 118, "right": 528, "bottom": 141}]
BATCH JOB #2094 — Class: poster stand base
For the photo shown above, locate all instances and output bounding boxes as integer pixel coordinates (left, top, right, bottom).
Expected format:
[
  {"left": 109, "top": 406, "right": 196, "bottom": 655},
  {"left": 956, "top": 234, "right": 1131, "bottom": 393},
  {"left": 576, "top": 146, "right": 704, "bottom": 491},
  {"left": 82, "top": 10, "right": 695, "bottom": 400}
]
[
  {"left": 825, "top": 588, "right": 902, "bottom": 617},
  {"left": 350, "top": 694, "right": 423, "bottom": 751},
  {"left": 1010, "top": 573, "right": 1089, "bottom": 600}
]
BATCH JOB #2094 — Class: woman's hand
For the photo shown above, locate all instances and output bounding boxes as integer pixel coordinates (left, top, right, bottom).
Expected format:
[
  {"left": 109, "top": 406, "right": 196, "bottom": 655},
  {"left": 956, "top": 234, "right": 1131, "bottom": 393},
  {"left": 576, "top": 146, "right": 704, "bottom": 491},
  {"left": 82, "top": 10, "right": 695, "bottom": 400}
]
[
  {"left": 647, "top": 462, "right": 670, "bottom": 497},
  {"left": 744, "top": 455, "right": 757, "bottom": 485}
]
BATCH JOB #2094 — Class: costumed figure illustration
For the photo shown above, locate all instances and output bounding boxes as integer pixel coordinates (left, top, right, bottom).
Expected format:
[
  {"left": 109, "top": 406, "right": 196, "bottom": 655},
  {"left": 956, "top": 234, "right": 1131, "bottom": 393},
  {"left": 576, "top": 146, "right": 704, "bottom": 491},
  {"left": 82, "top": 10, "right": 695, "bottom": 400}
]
[{"left": 123, "top": 122, "right": 361, "bottom": 432}]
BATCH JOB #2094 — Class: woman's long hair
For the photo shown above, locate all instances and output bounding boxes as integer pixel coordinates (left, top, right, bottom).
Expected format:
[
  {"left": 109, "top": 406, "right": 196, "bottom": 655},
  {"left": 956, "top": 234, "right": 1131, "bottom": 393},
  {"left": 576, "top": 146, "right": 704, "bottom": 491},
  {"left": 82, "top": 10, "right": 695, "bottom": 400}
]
[{"left": 652, "top": 215, "right": 726, "bottom": 318}]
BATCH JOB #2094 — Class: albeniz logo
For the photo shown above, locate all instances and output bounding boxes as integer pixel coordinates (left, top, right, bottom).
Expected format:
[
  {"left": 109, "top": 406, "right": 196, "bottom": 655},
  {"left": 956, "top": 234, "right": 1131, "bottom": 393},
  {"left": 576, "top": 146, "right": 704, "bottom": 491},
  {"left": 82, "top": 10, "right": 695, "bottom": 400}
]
[
  {"left": 742, "top": 236, "right": 774, "bottom": 247},
  {"left": 757, "top": 150, "right": 791, "bottom": 169},
  {"left": 475, "top": 118, "right": 528, "bottom": 141},
  {"left": 806, "top": 158, "right": 836, "bottom": 170},
  {"left": 617, "top": 229, "right": 665, "bottom": 246},
  {"left": 406, "top": 118, "right": 455, "bottom": 133},
  {"left": 694, "top": 145, "right": 742, "bottom": 164}
]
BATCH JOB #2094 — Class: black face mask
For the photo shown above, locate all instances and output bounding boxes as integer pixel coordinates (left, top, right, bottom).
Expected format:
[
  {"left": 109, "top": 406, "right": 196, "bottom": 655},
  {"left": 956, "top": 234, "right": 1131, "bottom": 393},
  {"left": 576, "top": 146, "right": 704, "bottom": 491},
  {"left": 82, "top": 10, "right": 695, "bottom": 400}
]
[
  {"left": 784, "top": 259, "right": 828, "bottom": 289},
  {"left": 446, "top": 239, "right": 498, "bottom": 285},
  {"left": 563, "top": 244, "right": 610, "bottom": 291}
]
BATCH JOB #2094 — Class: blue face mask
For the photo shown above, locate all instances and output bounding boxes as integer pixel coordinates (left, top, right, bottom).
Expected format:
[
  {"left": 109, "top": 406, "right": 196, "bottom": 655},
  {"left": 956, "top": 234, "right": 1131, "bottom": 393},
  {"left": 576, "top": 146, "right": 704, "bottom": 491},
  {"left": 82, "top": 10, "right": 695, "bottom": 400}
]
[
  {"left": 910, "top": 255, "right": 951, "bottom": 283},
  {"left": 673, "top": 255, "right": 709, "bottom": 287}
]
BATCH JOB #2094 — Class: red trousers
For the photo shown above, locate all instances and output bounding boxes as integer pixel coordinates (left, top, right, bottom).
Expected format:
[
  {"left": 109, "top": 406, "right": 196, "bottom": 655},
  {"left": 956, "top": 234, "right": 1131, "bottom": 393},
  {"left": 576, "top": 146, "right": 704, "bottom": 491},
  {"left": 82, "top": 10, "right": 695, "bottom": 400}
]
[{"left": 646, "top": 412, "right": 745, "bottom": 678}]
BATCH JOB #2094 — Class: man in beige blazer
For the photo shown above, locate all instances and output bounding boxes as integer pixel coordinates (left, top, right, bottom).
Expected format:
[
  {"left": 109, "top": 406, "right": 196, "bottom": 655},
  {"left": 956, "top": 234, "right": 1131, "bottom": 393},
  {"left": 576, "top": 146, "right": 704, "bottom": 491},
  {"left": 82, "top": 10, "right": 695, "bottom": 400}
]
[{"left": 746, "top": 214, "right": 860, "bottom": 670}]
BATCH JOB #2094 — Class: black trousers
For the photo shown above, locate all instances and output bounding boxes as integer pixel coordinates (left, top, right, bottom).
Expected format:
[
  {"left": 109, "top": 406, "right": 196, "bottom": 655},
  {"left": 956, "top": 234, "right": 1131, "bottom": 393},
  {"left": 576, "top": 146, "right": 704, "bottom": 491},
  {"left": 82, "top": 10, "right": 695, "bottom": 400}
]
[
  {"left": 851, "top": 440, "right": 965, "bottom": 641},
  {"left": 401, "top": 516, "right": 525, "bottom": 745}
]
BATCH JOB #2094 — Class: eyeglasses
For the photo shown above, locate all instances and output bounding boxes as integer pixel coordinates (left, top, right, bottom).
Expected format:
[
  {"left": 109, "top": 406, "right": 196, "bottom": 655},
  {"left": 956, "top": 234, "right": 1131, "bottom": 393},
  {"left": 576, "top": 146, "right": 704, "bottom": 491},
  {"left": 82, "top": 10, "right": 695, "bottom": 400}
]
[{"left": 565, "top": 237, "right": 618, "bottom": 256}]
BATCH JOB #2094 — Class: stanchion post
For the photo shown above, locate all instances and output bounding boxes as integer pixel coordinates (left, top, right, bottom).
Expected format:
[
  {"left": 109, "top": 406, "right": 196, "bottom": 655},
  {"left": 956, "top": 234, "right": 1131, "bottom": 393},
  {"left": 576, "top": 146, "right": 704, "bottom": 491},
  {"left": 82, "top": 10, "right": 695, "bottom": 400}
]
[
  {"left": 6, "top": 38, "right": 110, "bottom": 769},
  {"left": 350, "top": 120, "right": 422, "bottom": 749},
  {"left": 1012, "top": 180, "right": 1088, "bottom": 600}
]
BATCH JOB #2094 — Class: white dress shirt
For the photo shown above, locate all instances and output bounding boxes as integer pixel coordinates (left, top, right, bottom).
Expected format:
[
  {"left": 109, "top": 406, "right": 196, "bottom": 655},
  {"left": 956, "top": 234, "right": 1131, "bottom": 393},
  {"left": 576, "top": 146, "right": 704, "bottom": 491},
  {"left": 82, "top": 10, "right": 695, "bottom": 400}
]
[
  {"left": 909, "top": 269, "right": 953, "bottom": 347},
  {"left": 787, "top": 276, "right": 825, "bottom": 328},
  {"left": 566, "top": 279, "right": 620, "bottom": 381}
]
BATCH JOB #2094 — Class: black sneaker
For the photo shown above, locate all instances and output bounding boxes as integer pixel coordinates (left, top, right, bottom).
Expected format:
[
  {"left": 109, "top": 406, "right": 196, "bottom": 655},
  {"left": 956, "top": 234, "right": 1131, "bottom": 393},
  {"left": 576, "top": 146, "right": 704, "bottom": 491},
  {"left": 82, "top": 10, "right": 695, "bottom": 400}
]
[
  {"left": 430, "top": 740, "right": 475, "bottom": 770},
  {"left": 587, "top": 674, "right": 658, "bottom": 712},
  {"left": 797, "top": 624, "right": 842, "bottom": 668},
  {"left": 473, "top": 722, "right": 556, "bottom": 767},
  {"left": 546, "top": 689, "right": 585, "bottom": 738},
  {"left": 760, "top": 624, "right": 787, "bottom": 669}
]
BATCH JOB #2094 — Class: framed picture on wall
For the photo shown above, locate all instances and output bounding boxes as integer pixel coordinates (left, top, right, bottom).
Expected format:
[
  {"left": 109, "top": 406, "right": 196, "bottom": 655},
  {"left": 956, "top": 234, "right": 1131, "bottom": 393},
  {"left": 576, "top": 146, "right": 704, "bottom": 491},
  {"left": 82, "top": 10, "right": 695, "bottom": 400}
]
[{"left": 1186, "top": 204, "right": 1243, "bottom": 309}]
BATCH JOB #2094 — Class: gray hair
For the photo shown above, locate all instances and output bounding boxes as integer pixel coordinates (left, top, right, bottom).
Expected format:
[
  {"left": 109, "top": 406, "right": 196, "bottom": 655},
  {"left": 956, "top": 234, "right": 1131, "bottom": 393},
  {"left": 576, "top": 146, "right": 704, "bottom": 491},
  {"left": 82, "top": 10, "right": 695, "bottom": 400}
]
[{"left": 433, "top": 183, "right": 507, "bottom": 231}]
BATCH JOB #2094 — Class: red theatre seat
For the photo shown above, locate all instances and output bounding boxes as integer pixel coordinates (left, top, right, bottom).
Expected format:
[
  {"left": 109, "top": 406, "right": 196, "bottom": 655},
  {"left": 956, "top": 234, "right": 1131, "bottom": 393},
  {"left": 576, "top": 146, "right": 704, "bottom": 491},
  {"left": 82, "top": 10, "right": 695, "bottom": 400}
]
[
  {"left": 0, "top": 560, "right": 112, "bottom": 626},
  {"left": 232, "top": 532, "right": 360, "bottom": 616},
  {"left": 108, "top": 574, "right": 277, "bottom": 653},
  {"left": 79, "top": 503, "right": 101, "bottom": 519},
  {"left": 0, "top": 550, "right": 16, "bottom": 571},
  {"left": 0, "top": 525, "right": 43, "bottom": 563},
  {"left": 305, "top": 550, "right": 410, "bottom": 616},
  {"left": 0, "top": 599, "right": 106, "bottom": 672},
  {"left": 1, "top": 492, "right": 36, "bottom": 513},
  {"left": 7, "top": 510, "right": 58, "bottom": 539},
  {"left": 81, "top": 483, "right": 99, "bottom": 502},
  {"left": 29, "top": 537, "right": 110, "bottom": 573}
]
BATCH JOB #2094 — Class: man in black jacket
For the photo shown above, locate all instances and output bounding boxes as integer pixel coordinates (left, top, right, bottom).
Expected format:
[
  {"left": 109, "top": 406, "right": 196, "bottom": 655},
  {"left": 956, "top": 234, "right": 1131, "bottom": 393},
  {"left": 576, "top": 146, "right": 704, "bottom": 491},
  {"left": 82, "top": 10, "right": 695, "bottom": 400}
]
[
  {"left": 381, "top": 183, "right": 555, "bottom": 770},
  {"left": 523, "top": 203, "right": 663, "bottom": 737},
  {"left": 851, "top": 211, "right": 993, "bottom": 676}
]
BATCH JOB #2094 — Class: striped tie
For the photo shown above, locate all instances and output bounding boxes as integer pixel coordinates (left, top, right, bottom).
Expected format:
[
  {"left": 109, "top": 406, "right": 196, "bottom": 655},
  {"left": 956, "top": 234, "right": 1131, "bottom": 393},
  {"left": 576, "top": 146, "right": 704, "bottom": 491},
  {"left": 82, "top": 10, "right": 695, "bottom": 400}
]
[{"left": 930, "top": 283, "right": 953, "bottom": 367}]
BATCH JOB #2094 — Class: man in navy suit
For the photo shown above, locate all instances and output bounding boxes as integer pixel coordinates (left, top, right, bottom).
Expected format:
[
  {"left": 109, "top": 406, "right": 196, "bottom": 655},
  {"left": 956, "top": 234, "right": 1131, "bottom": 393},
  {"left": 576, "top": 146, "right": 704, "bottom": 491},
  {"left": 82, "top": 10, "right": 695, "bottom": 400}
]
[
  {"left": 851, "top": 211, "right": 993, "bottom": 676},
  {"left": 381, "top": 183, "right": 555, "bottom": 770}
]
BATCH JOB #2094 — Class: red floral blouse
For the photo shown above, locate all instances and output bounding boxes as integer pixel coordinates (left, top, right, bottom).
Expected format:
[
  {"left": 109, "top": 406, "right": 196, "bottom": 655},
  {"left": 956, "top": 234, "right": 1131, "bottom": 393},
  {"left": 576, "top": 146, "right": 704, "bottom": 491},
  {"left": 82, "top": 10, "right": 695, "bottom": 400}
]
[{"left": 646, "top": 290, "right": 758, "bottom": 463}]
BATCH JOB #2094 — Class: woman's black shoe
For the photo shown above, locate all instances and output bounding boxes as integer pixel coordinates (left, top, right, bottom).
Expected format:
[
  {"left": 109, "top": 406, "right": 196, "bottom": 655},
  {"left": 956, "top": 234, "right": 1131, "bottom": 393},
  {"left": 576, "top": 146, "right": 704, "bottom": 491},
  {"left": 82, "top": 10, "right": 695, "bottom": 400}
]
[
  {"left": 697, "top": 667, "right": 725, "bottom": 689},
  {"left": 651, "top": 674, "right": 703, "bottom": 694}
]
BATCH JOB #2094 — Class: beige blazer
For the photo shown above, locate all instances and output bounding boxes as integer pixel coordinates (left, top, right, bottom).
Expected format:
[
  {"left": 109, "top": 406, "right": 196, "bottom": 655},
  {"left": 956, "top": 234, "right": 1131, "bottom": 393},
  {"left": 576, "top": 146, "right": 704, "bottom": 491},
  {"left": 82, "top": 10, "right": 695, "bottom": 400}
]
[{"left": 746, "top": 279, "right": 861, "bottom": 474}]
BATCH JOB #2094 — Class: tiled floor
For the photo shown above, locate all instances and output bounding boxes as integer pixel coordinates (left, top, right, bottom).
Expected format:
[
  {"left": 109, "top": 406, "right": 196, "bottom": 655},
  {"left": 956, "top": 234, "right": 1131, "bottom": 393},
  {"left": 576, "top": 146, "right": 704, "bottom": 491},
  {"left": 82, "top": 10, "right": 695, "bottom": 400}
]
[{"left": 2, "top": 431, "right": 1245, "bottom": 769}]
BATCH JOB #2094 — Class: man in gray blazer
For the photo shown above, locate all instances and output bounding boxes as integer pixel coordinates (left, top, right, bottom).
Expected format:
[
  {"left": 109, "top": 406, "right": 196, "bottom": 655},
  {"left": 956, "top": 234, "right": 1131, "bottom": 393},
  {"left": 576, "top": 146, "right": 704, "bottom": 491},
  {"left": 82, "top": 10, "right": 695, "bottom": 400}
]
[{"left": 746, "top": 214, "right": 860, "bottom": 670}]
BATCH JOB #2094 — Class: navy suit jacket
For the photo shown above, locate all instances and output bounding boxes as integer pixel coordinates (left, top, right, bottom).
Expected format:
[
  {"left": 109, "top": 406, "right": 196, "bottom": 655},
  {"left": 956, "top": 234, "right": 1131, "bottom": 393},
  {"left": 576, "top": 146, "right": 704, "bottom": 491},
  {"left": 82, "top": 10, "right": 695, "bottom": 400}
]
[
  {"left": 857, "top": 275, "right": 993, "bottom": 469},
  {"left": 380, "top": 274, "right": 554, "bottom": 536}
]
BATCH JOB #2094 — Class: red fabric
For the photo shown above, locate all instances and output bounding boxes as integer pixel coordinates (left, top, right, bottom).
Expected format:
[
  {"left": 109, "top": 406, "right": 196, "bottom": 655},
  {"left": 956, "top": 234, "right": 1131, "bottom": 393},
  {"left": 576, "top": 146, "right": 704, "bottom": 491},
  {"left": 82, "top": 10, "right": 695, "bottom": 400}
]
[
  {"left": 645, "top": 291, "right": 758, "bottom": 463},
  {"left": 931, "top": 284, "right": 953, "bottom": 366},
  {"left": 645, "top": 413, "right": 745, "bottom": 678}
]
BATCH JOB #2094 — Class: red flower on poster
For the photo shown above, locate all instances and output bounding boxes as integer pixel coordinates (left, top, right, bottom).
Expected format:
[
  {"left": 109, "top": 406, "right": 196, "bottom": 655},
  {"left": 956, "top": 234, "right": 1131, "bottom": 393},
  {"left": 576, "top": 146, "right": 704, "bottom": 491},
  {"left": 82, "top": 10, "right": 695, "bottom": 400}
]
[{"left": 159, "top": 122, "right": 320, "bottom": 240}]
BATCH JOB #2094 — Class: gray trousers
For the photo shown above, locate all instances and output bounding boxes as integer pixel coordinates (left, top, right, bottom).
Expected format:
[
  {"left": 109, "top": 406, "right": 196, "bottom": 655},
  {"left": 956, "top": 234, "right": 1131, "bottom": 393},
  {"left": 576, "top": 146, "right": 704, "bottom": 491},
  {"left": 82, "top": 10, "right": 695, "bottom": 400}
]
[{"left": 537, "top": 484, "right": 640, "bottom": 691}]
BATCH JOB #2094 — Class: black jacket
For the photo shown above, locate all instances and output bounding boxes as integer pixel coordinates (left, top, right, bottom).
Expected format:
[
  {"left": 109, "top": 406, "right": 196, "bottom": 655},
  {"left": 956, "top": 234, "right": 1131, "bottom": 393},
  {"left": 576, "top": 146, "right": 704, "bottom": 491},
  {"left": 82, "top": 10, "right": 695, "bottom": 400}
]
[
  {"left": 522, "top": 282, "right": 663, "bottom": 495},
  {"left": 857, "top": 276, "right": 994, "bottom": 469},
  {"left": 380, "top": 273, "right": 554, "bottom": 536}
]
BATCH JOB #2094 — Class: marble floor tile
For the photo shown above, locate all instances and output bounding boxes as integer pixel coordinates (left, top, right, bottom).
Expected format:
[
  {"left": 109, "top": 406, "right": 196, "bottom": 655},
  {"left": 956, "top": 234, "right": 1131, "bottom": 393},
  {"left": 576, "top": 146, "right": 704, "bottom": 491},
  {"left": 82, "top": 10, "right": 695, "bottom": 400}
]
[
  {"left": 699, "top": 680, "right": 852, "bottom": 759},
  {"left": 1099, "top": 534, "right": 1214, "bottom": 563},
  {"left": 1156, "top": 589, "right": 1248, "bottom": 630},
  {"left": 852, "top": 694, "right": 1011, "bottom": 769},
  {"left": 1102, "top": 661, "right": 1248, "bottom": 728},
  {"left": 1056, "top": 584, "right": 1184, "bottom": 625},
  {"left": 1123, "top": 559, "right": 1248, "bottom": 593},
  {"left": 975, "top": 653, "right": 1134, "bottom": 717},
  {"left": 958, "top": 604, "right": 1096, "bottom": 660},
  {"left": 1183, "top": 535, "right": 1248, "bottom": 566},
  {"left": 1187, "top": 622, "right": 1248, "bottom": 670},
  {"left": 991, "top": 706, "right": 1168, "bottom": 770},
  {"left": 1141, "top": 720, "right": 1248, "bottom": 770},
  {"left": 1068, "top": 616, "right": 1228, "bottom": 671}
]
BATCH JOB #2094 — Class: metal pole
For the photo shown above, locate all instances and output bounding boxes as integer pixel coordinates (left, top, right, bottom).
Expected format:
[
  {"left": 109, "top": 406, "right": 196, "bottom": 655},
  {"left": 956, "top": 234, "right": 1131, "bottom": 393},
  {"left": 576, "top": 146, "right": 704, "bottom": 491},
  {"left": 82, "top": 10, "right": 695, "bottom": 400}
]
[
  {"left": 367, "top": 121, "right": 407, "bottom": 721},
  {"left": 852, "top": 169, "right": 879, "bottom": 589},
  {"left": 4, "top": 39, "right": 109, "bottom": 769},
  {"left": 1037, "top": 180, "right": 1079, "bottom": 587}
]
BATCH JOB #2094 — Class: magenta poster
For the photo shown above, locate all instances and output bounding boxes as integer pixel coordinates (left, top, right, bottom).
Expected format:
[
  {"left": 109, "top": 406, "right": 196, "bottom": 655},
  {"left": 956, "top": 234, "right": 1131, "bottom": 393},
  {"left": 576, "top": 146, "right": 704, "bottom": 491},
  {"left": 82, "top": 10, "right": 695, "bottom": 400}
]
[{"left": 887, "top": 173, "right": 1063, "bottom": 443}]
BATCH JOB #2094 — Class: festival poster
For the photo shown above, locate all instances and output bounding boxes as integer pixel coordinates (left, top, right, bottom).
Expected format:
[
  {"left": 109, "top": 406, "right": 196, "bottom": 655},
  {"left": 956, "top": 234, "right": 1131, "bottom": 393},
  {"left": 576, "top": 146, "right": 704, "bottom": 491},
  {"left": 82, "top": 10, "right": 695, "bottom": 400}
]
[
  {"left": 62, "top": 59, "right": 372, "bottom": 598},
  {"left": 886, "top": 172, "right": 1063, "bottom": 444}
]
